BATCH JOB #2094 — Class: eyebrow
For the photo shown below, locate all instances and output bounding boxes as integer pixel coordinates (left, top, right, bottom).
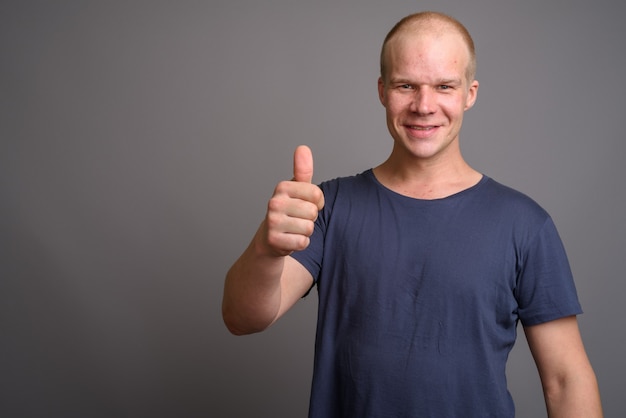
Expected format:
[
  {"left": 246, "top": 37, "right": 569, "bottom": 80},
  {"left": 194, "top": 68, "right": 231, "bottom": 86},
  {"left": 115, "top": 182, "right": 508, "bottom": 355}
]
[
  {"left": 389, "top": 77, "right": 463, "bottom": 86},
  {"left": 437, "top": 78, "right": 463, "bottom": 86}
]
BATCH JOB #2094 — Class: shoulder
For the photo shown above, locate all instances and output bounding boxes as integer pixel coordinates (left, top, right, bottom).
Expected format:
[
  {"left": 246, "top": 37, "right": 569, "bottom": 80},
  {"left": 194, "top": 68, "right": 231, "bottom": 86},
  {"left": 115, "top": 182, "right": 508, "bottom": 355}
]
[
  {"left": 479, "top": 176, "right": 550, "bottom": 220},
  {"left": 318, "top": 169, "right": 376, "bottom": 202},
  {"left": 319, "top": 169, "right": 374, "bottom": 189}
]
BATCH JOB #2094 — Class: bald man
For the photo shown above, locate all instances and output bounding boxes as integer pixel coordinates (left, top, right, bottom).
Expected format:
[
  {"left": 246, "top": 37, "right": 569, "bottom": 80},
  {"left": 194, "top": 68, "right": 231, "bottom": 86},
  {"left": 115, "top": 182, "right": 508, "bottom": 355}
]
[{"left": 223, "top": 12, "right": 602, "bottom": 417}]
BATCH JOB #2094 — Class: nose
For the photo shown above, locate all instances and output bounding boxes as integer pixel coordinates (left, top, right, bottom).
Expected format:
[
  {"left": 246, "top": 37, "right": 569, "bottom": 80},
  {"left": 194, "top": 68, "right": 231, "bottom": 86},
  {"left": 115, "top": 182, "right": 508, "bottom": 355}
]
[{"left": 410, "top": 87, "right": 435, "bottom": 115}]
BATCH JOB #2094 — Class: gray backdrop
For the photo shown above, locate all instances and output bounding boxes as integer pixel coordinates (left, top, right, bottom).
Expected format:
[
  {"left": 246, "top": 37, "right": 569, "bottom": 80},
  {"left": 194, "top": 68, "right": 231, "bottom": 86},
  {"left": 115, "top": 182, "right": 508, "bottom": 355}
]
[{"left": 1, "top": 0, "right": 624, "bottom": 417}]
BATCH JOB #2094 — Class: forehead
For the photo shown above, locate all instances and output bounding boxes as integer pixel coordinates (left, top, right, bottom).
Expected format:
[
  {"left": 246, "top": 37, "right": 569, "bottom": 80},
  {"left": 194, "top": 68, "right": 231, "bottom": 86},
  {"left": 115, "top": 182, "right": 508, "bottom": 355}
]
[{"left": 385, "top": 31, "right": 470, "bottom": 79}]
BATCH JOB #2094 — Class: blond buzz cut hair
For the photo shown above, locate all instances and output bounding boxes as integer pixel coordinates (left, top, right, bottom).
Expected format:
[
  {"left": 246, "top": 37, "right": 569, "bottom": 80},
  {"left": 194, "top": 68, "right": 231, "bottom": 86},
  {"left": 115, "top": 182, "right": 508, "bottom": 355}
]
[{"left": 380, "top": 11, "right": 477, "bottom": 84}]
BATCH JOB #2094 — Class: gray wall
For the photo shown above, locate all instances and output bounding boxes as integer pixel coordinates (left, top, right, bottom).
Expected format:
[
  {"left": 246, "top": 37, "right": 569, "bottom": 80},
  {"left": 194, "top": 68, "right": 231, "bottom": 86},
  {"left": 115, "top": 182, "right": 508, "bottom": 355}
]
[{"left": 1, "top": 1, "right": 624, "bottom": 417}]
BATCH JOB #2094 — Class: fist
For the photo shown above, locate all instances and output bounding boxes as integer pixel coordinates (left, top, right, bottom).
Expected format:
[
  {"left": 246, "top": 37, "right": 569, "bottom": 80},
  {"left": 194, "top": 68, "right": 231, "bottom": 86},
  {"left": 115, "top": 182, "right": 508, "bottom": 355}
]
[{"left": 263, "top": 146, "right": 325, "bottom": 257}]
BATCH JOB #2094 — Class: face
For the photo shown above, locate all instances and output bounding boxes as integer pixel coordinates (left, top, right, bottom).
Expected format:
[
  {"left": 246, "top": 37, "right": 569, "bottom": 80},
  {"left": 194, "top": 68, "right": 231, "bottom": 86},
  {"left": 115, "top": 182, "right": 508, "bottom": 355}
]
[{"left": 378, "top": 30, "right": 479, "bottom": 164}]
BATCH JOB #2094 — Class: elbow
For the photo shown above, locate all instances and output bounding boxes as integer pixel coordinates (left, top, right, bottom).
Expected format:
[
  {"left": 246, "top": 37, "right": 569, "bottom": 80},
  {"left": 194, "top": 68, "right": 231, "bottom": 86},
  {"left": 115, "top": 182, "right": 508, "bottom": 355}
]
[
  {"left": 222, "top": 307, "right": 250, "bottom": 336},
  {"left": 223, "top": 316, "right": 255, "bottom": 336},
  {"left": 224, "top": 322, "right": 251, "bottom": 336},
  {"left": 541, "top": 370, "right": 603, "bottom": 417},
  {"left": 222, "top": 305, "right": 268, "bottom": 336}
]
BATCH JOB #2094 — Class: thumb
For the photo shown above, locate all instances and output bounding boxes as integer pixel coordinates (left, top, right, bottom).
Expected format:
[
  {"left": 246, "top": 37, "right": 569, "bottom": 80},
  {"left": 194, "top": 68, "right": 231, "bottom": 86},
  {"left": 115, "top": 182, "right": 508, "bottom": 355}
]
[{"left": 293, "top": 145, "right": 314, "bottom": 183}]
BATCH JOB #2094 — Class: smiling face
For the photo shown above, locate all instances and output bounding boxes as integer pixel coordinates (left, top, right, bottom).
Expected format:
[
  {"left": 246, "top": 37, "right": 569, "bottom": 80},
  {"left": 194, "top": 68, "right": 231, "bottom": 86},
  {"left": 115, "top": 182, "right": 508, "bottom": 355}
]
[{"left": 378, "top": 26, "right": 479, "bottom": 165}]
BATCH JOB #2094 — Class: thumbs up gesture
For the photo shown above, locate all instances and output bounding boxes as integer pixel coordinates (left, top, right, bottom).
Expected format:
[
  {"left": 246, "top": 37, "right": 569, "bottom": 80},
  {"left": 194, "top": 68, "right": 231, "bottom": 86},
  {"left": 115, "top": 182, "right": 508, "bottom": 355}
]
[
  {"left": 263, "top": 145, "right": 325, "bottom": 257},
  {"left": 292, "top": 144, "right": 315, "bottom": 183}
]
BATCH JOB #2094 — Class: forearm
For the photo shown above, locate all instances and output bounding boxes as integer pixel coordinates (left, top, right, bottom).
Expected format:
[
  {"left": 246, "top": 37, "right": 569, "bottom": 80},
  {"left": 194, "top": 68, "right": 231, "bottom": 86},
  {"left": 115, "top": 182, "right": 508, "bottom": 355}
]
[
  {"left": 222, "top": 225, "right": 286, "bottom": 335},
  {"left": 222, "top": 151, "right": 323, "bottom": 335}
]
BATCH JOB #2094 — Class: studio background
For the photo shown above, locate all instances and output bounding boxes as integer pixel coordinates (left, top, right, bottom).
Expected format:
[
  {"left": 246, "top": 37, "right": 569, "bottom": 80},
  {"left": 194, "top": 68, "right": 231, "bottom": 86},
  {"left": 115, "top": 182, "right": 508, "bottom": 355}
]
[{"left": 1, "top": 1, "right": 624, "bottom": 417}]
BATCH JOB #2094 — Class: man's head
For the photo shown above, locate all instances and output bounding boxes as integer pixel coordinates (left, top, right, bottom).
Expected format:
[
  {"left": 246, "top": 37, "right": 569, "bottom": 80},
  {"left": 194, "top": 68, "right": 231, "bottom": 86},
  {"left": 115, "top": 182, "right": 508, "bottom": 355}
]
[
  {"left": 376, "top": 12, "right": 479, "bottom": 163},
  {"left": 380, "top": 12, "right": 476, "bottom": 85}
]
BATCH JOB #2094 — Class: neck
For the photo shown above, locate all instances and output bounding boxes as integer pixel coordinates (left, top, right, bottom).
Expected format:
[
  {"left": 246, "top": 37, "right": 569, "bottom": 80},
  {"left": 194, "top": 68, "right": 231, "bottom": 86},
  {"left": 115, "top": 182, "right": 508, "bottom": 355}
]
[{"left": 373, "top": 152, "right": 482, "bottom": 200}]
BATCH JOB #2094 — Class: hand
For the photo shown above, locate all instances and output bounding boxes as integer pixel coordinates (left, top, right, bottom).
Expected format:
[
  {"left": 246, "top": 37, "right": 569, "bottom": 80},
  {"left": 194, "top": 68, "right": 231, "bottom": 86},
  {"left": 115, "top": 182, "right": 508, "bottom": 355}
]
[{"left": 262, "top": 145, "right": 325, "bottom": 257}]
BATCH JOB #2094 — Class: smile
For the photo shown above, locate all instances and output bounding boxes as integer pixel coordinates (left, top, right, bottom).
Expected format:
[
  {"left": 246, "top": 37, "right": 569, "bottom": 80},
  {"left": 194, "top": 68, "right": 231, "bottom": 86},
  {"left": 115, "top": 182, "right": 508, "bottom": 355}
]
[{"left": 408, "top": 125, "right": 434, "bottom": 130}]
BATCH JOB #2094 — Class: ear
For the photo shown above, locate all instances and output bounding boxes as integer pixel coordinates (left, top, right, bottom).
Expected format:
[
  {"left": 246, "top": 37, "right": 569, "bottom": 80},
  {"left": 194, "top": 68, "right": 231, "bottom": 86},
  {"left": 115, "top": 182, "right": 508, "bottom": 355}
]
[
  {"left": 464, "top": 80, "right": 479, "bottom": 110},
  {"left": 377, "top": 77, "right": 386, "bottom": 106}
]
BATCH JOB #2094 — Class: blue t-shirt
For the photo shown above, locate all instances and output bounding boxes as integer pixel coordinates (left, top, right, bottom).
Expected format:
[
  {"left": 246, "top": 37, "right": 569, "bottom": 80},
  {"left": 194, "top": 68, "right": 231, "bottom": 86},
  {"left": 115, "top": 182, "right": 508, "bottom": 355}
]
[{"left": 291, "top": 169, "right": 582, "bottom": 418}]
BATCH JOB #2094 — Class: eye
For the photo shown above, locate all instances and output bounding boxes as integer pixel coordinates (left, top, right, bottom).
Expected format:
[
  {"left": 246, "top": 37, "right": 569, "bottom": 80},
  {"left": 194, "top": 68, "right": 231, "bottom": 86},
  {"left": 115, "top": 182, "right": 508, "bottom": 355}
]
[
  {"left": 399, "top": 84, "right": 414, "bottom": 90},
  {"left": 438, "top": 85, "right": 451, "bottom": 90}
]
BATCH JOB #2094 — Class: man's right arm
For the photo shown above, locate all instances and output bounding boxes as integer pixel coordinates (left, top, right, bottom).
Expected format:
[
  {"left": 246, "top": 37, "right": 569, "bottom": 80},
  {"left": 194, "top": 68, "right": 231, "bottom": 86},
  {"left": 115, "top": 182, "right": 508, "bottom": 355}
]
[{"left": 222, "top": 146, "right": 324, "bottom": 335}]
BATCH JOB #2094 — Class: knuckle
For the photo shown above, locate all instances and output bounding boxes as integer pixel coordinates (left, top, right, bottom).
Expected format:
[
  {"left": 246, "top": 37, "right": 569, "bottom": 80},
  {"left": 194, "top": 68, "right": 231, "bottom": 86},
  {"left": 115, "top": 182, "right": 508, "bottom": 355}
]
[
  {"left": 313, "top": 187, "right": 324, "bottom": 201},
  {"left": 274, "top": 180, "right": 291, "bottom": 194},
  {"left": 295, "top": 236, "right": 310, "bottom": 251},
  {"left": 265, "top": 211, "right": 283, "bottom": 231},
  {"left": 310, "top": 204, "right": 321, "bottom": 219},
  {"left": 305, "top": 203, "right": 320, "bottom": 221},
  {"left": 266, "top": 232, "right": 283, "bottom": 250},
  {"left": 267, "top": 196, "right": 286, "bottom": 213},
  {"left": 304, "top": 219, "right": 315, "bottom": 236}
]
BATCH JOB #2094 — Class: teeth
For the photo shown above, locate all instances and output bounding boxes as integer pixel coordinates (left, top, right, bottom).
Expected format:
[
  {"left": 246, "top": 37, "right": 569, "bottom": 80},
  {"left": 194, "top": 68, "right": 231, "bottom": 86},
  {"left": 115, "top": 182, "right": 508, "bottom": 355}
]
[{"left": 410, "top": 126, "right": 433, "bottom": 130}]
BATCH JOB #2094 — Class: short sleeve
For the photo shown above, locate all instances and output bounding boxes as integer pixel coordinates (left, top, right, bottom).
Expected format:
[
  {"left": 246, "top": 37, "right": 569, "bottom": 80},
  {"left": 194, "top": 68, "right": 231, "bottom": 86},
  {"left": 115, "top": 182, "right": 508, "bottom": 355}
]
[{"left": 515, "top": 217, "right": 583, "bottom": 326}]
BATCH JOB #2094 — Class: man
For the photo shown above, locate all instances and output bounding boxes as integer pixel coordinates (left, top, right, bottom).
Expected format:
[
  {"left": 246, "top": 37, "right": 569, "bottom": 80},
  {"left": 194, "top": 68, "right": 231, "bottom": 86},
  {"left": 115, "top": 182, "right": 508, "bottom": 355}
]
[{"left": 222, "top": 11, "right": 602, "bottom": 417}]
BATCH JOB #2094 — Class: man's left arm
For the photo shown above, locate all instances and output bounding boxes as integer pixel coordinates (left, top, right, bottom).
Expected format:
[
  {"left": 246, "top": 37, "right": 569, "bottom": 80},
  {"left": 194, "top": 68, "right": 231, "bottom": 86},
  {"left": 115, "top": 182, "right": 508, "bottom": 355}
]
[{"left": 524, "top": 315, "right": 603, "bottom": 417}]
